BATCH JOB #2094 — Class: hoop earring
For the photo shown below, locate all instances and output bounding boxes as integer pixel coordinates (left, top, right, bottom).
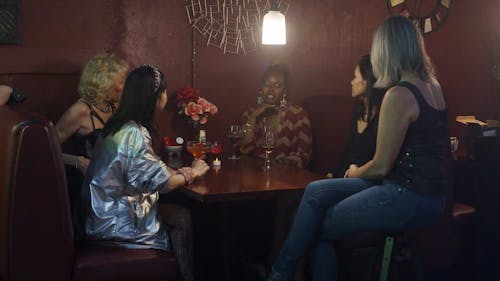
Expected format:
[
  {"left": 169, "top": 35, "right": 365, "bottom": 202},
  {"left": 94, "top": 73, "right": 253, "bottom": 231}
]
[
  {"left": 257, "top": 96, "right": 263, "bottom": 105},
  {"left": 280, "top": 94, "right": 287, "bottom": 108}
]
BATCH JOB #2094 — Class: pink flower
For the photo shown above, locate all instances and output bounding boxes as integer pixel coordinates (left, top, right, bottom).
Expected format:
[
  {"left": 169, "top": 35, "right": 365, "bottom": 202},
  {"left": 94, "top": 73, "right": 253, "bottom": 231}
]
[
  {"left": 197, "top": 97, "right": 212, "bottom": 112},
  {"left": 208, "top": 104, "right": 218, "bottom": 114},
  {"left": 175, "top": 86, "right": 217, "bottom": 127},
  {"left": 185, "top": 101, "right": 203, "bottom": 118}
]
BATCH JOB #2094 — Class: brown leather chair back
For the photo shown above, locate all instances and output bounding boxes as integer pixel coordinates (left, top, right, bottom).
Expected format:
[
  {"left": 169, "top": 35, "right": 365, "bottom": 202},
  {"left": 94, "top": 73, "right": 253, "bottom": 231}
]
[{"left": 0, "top": 106, "right": 74, "bottom": 281}]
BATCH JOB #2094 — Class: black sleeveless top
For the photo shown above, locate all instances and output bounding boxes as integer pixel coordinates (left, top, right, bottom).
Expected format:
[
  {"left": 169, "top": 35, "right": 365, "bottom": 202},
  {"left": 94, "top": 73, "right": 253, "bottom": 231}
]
[
  {"left": 387, "top": 81, "right": 450, "bottom": 197},
  {"left": 66, "top": 100, "right": 112, "bottom": 238},
  {"left": 333, "top": 111, "right": 379, "bottom": 178},
  {"left": 72, "top": 100, "right": 108, "bottom": 158}
]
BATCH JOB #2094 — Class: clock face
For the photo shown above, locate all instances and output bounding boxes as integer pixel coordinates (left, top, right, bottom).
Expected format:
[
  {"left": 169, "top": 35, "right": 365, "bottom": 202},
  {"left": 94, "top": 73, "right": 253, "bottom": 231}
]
[{"left": 386, "top": 0, "right": 451, "bottom": 34}]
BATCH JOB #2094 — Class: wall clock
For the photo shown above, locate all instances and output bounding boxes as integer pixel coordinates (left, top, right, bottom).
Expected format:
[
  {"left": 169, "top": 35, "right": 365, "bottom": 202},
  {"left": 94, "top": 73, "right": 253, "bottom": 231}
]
[{"left": 386, "top": 0, "right": 451, "bottom": 35}]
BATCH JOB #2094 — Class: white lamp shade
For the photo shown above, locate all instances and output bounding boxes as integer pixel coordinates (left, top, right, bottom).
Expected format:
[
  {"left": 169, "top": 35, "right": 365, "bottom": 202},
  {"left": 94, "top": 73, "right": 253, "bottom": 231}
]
[{"left": 262, "top": 10, "right": 286, "bottom": 45}]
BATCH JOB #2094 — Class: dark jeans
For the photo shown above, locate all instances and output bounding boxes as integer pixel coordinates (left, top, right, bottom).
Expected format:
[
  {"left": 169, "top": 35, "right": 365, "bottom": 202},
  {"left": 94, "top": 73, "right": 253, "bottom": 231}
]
[{"left": 271, "top": 178, "right": 445, "bottom": 281}]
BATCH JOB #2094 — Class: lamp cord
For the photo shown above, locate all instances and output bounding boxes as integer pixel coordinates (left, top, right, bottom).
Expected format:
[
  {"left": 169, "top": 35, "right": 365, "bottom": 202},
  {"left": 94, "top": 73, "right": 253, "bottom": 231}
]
[{"left": 270, "top": 0, "right": 278, "bottom": 11}]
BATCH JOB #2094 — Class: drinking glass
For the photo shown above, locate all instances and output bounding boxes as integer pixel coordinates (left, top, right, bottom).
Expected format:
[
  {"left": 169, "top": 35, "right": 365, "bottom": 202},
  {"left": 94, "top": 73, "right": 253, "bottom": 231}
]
[
  {"left": 186, "top": 140, "right": 211, "bottom": 160},
  {"left": 450, "top": 136, "right": 459, "bottom": 159},
  {"left": 262, "top": 130, "right": 275, "bottom": 170},
  {"left": 228, "top": 125, "right": 242, "bottom": 160},
  {"left": 450, "top": 137, "right": 459, "bottom": 153}
]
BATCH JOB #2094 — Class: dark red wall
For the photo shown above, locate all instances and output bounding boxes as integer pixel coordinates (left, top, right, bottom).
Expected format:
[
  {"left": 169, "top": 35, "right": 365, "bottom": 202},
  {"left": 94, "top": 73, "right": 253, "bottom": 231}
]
[{"left": 0, "top": 0, "right": 498, "bottom": 170}]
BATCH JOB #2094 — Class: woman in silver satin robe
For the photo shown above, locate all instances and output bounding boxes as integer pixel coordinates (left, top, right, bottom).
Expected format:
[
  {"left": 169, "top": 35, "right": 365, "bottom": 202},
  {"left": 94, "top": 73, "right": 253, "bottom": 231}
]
[{"left": 81, "top": 65, "right": 209, "bottom": 279}]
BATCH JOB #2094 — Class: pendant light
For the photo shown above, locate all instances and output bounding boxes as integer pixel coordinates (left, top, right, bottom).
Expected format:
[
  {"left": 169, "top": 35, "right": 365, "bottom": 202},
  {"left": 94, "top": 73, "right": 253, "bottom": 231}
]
[{"left": 261, "top": 0, "right": 286, "bottom": 45}]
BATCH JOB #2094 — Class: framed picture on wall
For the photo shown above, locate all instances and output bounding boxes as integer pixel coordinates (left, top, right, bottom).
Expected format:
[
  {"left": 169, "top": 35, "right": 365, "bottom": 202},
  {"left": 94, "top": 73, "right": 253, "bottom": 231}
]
[{"left": 0, "top": 0, "right": 20, "bottom": 44}]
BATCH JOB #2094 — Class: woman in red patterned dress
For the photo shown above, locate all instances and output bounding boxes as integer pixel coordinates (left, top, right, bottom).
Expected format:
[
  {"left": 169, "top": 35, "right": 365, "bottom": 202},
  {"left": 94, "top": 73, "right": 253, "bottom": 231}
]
[{"left": 240, "top": 64, "right": 312, "bottom": 169}]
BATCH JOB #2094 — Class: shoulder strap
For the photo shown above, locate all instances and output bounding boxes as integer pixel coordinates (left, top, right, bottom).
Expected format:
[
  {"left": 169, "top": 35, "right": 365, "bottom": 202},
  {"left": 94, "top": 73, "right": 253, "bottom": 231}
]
[
  {"left": 79, "top": 99, "right": 105, "bottom": 129},
  {"left": 91, "top": 110, "right": 106, "bottom": 127},
  {"left": 395, "top": 81, "right": 427, "bottom": 108}
]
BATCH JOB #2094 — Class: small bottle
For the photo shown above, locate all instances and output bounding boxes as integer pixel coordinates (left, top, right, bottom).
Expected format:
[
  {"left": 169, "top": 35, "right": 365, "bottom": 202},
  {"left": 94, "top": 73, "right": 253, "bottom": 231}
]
[{"left": 199, "top": 129, "right": 207, "bottom": 143}]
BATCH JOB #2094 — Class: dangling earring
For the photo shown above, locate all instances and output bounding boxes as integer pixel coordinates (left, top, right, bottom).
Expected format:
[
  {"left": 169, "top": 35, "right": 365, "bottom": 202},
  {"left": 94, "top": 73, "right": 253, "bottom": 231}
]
[
  {"left": 257, "top": 96, "right": 263, "bottom": 105},
  {"left": 280, "top": 94, "right": 287, "bottom": 108}
]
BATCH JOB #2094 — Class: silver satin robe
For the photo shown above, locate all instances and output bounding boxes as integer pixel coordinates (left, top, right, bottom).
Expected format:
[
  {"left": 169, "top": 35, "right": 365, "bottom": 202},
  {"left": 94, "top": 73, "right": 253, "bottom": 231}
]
[{"left": 82, "top": 121, "right": 172, "bottom": 251}]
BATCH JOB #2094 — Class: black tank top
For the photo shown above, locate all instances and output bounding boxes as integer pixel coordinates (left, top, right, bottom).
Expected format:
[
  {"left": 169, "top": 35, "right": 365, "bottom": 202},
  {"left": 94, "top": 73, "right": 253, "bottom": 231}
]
[
  {"left": 333, "top": 110, "right": 379, "bottom": 178},
  {"left": 387, "top": 81, "right": 450, "bottom": 197},
  {"left": 72, "top": 100, "right": 108, "bottom": 158}
]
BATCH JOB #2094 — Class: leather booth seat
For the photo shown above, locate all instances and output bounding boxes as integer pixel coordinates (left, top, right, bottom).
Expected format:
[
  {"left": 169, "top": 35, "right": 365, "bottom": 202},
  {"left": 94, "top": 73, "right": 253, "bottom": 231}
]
[{"left": 0, "top": 106, "right": 177, "bottom": 281}]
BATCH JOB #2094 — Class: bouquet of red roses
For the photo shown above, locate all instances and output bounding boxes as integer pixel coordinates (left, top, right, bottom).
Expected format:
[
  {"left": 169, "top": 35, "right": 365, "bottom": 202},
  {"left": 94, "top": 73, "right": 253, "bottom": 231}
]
[{"left": 176, "top": 85, "right": 218, "bottom": 126}]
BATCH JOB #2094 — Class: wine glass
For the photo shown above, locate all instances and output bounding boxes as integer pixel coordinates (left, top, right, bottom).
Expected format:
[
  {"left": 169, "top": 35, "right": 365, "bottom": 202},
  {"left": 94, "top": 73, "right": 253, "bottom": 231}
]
[
  {"left": 262, "top": 130, "right": 275, "bottom": 170},
  {"left": 227, "top": 124, "right": 242, "bottom": 160},
  {"left": 186, "top": 140, "right": 211, "bottom": 160}
]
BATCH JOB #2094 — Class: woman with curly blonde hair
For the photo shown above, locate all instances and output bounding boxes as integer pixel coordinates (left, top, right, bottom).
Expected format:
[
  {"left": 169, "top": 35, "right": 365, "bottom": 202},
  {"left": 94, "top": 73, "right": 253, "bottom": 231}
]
[
  {"left": 57, "top": 53, "right": 128, "bottom": 172},
  {"left": 56, "top": 53, "right": 128, "bottom": 233}
]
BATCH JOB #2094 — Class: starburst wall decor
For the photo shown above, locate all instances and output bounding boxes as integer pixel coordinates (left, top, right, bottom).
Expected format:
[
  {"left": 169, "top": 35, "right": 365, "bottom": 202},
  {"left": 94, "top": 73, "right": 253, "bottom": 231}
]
[{"left": 184, "top": 0, "right": 290, "bottom": 55}]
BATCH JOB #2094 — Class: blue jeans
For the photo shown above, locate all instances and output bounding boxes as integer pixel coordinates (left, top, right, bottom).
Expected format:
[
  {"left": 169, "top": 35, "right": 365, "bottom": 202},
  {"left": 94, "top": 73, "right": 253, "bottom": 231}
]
[{"left": 271, "top": 178, "right": 445, "bottom": 281}]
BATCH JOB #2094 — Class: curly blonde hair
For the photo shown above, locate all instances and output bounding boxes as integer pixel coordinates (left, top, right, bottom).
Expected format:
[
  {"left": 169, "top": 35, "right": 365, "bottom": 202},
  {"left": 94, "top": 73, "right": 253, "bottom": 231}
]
[{"left": 78, "top": 53, "right": 129, "bottom": 105}]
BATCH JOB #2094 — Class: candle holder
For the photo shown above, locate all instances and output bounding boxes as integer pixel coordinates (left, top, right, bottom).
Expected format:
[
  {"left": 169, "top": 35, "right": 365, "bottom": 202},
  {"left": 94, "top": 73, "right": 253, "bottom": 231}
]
[{"left": 164, "top": 145, "right": 183, "bottom": 169}]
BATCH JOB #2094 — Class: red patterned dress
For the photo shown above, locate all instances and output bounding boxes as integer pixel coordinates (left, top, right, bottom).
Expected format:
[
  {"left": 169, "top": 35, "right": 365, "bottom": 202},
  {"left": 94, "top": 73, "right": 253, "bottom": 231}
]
[{"left": 240, "top": 103, "right": 312, "bottom": 168}]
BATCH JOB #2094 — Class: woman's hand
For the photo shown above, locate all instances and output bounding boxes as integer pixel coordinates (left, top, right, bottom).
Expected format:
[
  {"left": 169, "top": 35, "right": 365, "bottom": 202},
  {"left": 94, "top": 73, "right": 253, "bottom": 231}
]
[
  {"left": 77, "top": 156, "right": 90, "bottom": 174},
  {"left": 344, "top": 164, "right": 358, "bottom": 178},
  {"left": 191, "top": 159, "right": 209, "bottom": 178},
  {"left": 248, "top": 104, "right": 274, "bottom": 125}
]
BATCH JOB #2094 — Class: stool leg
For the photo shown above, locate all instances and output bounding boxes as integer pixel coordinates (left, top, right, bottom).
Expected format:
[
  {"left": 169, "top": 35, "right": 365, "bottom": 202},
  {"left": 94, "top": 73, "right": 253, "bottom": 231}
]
[{"left": 379, "top": 236, "right": 394, "bottom": 281}]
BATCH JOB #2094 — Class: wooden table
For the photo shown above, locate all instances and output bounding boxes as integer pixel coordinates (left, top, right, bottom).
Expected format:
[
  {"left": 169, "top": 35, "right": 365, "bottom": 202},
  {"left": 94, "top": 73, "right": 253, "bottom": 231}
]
[
  {"left": 167, "top": 156, "right": 322, "bottom": 281},
  {"left": 177, "top": 156, "right": 323, "bottom": 203}
]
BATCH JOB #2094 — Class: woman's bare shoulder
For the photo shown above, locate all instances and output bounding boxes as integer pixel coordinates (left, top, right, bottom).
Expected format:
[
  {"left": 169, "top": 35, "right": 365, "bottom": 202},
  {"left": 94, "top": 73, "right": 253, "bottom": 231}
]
[
  {"left": 57, "top": 100, "right": 91, "bottom": 124},
  {"left": 384, "top": 85, "right": 416, "bottom": 104}
]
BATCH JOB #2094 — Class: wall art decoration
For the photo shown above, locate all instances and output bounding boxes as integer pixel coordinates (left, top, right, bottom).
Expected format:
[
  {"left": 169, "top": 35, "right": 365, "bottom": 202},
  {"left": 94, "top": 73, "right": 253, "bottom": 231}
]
[{"left": 184, "top": 0, "right": 290, "bottom": 55}]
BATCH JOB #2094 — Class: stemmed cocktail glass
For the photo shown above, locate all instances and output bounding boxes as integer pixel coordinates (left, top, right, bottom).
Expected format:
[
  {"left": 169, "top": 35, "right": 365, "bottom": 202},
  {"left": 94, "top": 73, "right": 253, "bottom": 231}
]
[
  {"left": 262, "top": 130, "right": 275, "bottom": 170},
  {"left": 186, "top": 140, "right": 212, "bottom": 160}
]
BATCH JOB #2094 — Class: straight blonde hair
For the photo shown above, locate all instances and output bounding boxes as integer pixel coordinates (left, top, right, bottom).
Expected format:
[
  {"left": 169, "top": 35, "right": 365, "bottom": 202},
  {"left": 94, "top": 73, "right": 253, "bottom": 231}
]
[{"left": 370, "top": 15, "right": 436, "bottom": 88}]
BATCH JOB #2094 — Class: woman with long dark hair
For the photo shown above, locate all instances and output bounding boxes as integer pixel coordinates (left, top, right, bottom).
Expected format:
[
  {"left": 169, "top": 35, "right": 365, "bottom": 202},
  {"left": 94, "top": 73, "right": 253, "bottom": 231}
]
[
  {"left": 82, "top": 64, "right": 208, "bottom": 281},
  {"left": 331, "top": 54, "right": 385, "bottom": 178}
]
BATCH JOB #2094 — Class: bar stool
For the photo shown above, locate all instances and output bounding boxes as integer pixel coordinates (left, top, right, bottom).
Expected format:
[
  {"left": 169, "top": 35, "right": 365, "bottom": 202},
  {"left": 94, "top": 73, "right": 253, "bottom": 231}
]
[{"left": 365, "top": 232, "right": 424, "bottom": 281}]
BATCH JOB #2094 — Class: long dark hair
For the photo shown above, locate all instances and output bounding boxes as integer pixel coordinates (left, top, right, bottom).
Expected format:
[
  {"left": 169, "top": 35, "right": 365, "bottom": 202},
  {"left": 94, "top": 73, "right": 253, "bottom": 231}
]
[
  {"left": 354, "top": 54, "right": 386, "bottom": 122},
  {"left": 102, "top": 64, "right": 167, "bottom": 138}
]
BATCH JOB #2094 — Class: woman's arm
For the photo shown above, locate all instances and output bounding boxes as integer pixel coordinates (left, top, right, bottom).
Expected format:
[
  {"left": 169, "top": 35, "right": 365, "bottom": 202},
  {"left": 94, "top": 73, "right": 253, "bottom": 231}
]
[
  {"left": 331, "top": 111, "right": 358, "bottom": 177},
  {"left": 62, "top": 153, "right": 89, "bottom": 173},
  {"left": 55, "top": 101, "right": 88, "bottom": 143},
  {"left": 347, "top": 87, "right": 419, "bottom": 179},
  {"left": 55, "top": 101, "right": 91, "bottom": 172},
  {"left": 161, "top": 160, "right": 209, "bottom": 191}
]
